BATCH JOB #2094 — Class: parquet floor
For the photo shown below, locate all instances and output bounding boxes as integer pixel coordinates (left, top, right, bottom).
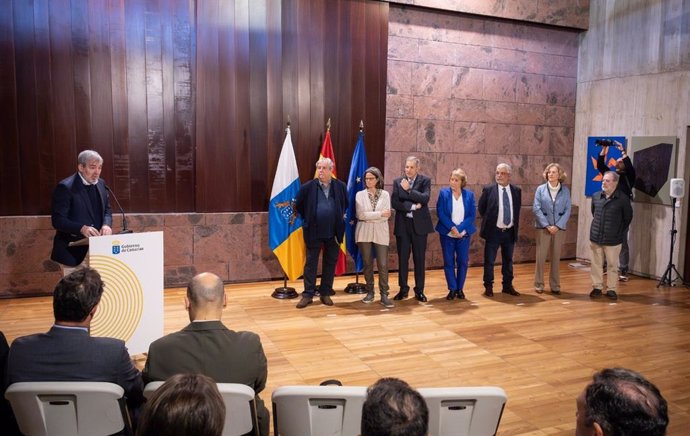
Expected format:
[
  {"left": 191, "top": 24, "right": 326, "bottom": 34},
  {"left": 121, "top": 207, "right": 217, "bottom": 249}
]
[{"left": 2, "top": 261, "right": 690, "bottom": 435}]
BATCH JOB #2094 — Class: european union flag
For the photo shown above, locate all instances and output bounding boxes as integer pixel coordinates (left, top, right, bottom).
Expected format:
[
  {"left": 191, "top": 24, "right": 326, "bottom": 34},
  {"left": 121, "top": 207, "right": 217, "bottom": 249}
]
[{"left": 345, "top": 131, "right": 369, "bottom": 272}]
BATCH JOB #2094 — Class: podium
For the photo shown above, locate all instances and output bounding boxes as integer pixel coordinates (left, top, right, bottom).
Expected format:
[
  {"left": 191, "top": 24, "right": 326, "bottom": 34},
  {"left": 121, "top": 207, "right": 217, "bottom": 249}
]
[{"left": 86, "top": 232, "right": 164, "bottom": 355}]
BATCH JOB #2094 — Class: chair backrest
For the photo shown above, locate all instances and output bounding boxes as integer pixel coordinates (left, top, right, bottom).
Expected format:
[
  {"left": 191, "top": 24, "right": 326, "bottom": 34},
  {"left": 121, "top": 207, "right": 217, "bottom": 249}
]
[
  {"left": 417, "top": 386, "right": 507, "bottom": 436},
  {"left": 271, "top": 385, "right": 367, "bottom": 436},
  {"left": 144, "top": 381, "right": 258, "bottom": 436},
  {"left": 5, "top": 381, "right": 131, "bottom": 436}
]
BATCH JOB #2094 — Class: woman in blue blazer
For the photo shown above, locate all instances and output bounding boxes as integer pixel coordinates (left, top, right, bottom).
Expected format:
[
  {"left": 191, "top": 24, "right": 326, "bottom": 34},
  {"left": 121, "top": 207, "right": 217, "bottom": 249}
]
[
  {"left": 532, "top": 163, "right": 571, "bottom": 294},
  {"left": 435, "top": 169, "right": 477, "bottom": 299}
]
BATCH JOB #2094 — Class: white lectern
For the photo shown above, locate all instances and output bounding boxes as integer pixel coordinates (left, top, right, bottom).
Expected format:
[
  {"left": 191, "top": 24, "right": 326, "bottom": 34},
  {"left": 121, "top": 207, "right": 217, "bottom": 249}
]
[{"left": 87, "top": 231, "right": 164, "bottom": 354}]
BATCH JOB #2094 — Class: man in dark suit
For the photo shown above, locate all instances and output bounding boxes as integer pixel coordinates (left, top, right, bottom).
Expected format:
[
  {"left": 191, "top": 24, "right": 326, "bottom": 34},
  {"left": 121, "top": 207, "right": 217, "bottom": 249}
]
[
  {"left": 143, "top": 272, "right": 269, "bottom": 436},
  {"left": 51, "top": 150, "right": 113, "bottom": 275},
  {"left": 391, "top": 156, "right": 434, "bottom": 302},
  {"left": 6, "top": 268, "right": 144, "bottom": 412},
  {"left": 294, "top": 157, "right": 348, "bottom": 309},
  {"left": 478, "top": 163, "right": 522, "bottom": 297}
]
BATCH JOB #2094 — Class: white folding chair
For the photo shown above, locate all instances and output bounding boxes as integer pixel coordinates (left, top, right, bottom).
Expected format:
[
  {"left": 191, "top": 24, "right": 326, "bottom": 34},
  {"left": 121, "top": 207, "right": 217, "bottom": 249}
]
[
  {"left": 5, "top": 381, "right": 132, "bottom": 436},
  {"left": 417, "top": 386, "right": 507, "bottom": 436},
  {"left": 144, "top": 381, "right": 258, "bottom": 436},
  {"left": 271, "top": 385, "right": 368, "bottom": 436}
]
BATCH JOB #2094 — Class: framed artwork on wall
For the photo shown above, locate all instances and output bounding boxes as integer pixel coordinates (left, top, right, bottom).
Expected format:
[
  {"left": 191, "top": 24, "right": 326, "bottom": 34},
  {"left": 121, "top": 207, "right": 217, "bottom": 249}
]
[
  {"left": 630, "top": 136, "right": 678, "bottom": 205},
  {"left": 585, "top": 136, "right": 627, "bottom": 197}
]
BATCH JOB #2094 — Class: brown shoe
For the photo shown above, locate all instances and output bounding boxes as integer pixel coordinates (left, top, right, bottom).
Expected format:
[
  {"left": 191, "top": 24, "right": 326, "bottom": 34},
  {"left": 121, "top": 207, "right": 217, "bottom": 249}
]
[
  {"left": 320, "top": 295, "right": 334, "bottom": 306},
  {"left": 296, "top": 296, "right": 313, "bottom": 309}
]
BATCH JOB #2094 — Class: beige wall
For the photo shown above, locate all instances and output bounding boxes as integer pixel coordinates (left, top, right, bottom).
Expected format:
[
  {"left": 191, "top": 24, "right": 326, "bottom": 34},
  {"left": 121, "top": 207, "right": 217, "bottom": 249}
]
[{"left": 574, "top": 0, "right": 690, "bottom": 278}]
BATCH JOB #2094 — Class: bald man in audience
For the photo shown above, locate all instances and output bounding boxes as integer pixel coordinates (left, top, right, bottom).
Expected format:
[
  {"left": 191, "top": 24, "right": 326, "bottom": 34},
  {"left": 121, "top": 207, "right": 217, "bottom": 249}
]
[{"left": 143, "top": 272, "right": 269, "bottom": 436}]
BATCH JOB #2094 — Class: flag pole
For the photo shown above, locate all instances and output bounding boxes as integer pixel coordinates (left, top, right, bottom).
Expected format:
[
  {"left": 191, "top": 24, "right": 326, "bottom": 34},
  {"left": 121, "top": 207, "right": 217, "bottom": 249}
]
[
  {"left": 272, "top": 117, "right": 299, "bottom": 299},
  {"left": 345, "top": 120, "right": 367, "bottom": 294}
]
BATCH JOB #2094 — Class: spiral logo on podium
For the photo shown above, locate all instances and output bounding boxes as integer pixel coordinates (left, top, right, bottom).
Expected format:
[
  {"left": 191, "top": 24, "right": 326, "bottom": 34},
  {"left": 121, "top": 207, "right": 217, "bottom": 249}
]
[{"left": 90, "top": 254, "right": 144, "bottom": 342}]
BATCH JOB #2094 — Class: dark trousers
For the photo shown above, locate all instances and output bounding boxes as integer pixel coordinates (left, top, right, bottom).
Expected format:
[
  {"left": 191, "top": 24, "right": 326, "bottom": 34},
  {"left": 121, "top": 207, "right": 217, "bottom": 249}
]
[
  {"left": 440, "top": 234, "right": 471, "bottom": 292},
  {"left": 303, "top": 237, "right": 340, "bottom": 297},
  {"left": 483, "top": 229, "right": 515, "bottom": 288},
  {"left": 396, "top": 218, "right": 428, "bottom": 293}
]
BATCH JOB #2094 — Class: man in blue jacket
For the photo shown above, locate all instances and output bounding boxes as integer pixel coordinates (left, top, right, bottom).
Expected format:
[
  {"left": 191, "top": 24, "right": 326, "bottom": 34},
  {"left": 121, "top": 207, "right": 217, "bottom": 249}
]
[
  {"left": 51, "top": 150, "right": 113, "bottom": 275},
  {"left": 294, "top": 157, "right": 348, "bottom": 309}
]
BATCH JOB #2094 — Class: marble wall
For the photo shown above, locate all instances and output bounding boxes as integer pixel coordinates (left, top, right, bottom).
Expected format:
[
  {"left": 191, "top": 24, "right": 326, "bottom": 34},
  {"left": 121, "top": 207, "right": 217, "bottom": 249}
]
[{"left": 383, "top": 6, "right": 580, "bottom": 273}]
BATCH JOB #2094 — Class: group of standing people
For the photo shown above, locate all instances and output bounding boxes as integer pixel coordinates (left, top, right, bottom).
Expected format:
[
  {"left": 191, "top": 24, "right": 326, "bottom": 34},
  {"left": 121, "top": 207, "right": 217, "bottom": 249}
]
[{"left": 295, "top": 147, "right": 635, "bottom": 308}]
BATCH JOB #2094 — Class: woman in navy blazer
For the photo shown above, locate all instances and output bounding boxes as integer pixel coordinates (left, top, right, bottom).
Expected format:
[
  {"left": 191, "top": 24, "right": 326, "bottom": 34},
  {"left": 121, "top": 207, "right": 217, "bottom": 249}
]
[{"left": 435, "top": 169, "right": 477, "bottom": 300}]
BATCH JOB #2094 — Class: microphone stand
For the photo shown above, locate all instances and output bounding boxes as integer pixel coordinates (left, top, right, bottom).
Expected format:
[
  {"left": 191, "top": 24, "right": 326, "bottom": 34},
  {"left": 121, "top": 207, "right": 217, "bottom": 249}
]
[
  {"left": 105, "top": 185, "right": 133, "bottom": 234},
  {"left": 657, "top": 197, "right": 688, "bottom": 287}
]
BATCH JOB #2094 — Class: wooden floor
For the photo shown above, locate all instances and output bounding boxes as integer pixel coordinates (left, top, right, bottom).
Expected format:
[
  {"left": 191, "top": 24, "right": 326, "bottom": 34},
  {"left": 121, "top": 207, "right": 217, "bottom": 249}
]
[{"left": 2, "top": 261, "right": 690, "bottom": 435}]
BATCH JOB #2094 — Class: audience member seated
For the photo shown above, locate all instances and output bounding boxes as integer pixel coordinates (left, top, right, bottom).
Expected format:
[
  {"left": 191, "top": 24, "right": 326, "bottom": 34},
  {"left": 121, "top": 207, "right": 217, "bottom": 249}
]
[
  {"left": 138, "top": 373, "right": 225, "bottom": 436},
  {"left": 361, "top": 377, "right": 428, "bottom": 436},
  {"left": 0, "top": 331, "right": 20, "bottom": 435},
  {"left": 576, "top": 367, "right": 668, "bottom": 436},
  {"left": 143, "top": 272, "right": 269, "bottom": 436},
  {"left": 6, "top": 268, "right": 144, "bottom": 416}
]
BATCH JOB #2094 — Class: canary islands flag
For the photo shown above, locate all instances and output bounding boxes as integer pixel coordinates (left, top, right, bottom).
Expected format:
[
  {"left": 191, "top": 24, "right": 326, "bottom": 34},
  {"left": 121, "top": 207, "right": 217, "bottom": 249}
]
[{"left": 269, "top": 126, "right": 306, "bottom": 281}]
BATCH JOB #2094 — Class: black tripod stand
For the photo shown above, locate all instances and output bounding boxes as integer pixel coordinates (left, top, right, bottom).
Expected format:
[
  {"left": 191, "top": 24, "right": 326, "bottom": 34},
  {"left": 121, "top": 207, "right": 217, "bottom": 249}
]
[{"left": 657, "top": 197, "right": 689, "bottom": 287}]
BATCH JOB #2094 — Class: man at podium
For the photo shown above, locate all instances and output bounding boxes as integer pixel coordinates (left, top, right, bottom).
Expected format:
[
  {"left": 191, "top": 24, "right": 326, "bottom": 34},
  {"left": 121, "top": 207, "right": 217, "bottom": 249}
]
[{"left": 51, "top": 150, "right": 113, "bottom": 275}]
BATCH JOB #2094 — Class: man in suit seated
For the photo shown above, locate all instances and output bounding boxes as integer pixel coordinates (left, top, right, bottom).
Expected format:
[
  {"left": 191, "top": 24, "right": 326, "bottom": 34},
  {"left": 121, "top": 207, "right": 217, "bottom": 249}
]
[
  {"left": 361, "top": 377, "right": 428, "bottom": 436},
  {"left": 6, "top": 268, "right": 145, "bottom": 414},
  {"left": 576, "top": 367, "right": 668, "bottom": 436},
  {"left": 143, "top": 272, "right": 269, "bottom": 436}
]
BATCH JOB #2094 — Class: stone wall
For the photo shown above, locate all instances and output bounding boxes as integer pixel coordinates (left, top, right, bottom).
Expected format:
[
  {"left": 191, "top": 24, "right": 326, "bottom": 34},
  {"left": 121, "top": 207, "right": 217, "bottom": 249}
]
[{"left": 384, "top": 6, "right": 580, "bottom": 272}]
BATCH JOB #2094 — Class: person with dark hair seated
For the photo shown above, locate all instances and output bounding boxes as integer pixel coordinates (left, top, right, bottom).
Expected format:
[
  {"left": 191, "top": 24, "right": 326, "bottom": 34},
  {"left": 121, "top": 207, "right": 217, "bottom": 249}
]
[
  {"left": 0, "top": 331, "right": 20, "bottom": 435},
  {"left": 6, "top": 268, "right": 144, "bottom": 416},
  {"left": 137, "top": 373, "right": 225, "bottom": 436},
  {"left": 576, "top": 367, "right": 668, "bottom": 436},
  {"left": 361, "top": 377, "right": 428, "bottom": 436}
]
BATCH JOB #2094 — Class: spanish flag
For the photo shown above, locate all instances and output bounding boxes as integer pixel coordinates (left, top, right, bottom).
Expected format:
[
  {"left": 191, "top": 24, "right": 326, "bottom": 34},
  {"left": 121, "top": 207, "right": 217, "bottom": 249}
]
[{"left": 316, "top": 129, "right": 347, "bottom": 276}]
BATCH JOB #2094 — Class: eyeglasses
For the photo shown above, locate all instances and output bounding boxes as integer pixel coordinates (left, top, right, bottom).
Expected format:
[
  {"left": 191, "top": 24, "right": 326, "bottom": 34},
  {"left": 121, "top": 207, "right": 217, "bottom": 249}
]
[{"left": 364, "top": 177, "right": 376, "bottom": 180}]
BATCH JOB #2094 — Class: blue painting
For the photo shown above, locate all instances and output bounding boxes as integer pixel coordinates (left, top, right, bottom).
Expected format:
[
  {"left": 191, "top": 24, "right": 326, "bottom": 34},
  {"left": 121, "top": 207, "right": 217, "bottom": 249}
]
[{"left": 585, "top": 136, "right": 627, "bottom": 197}]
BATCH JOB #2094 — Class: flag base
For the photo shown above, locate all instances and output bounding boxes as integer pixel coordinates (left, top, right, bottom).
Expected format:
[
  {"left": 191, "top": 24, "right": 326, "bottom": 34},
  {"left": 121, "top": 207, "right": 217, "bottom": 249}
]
[
  {"left": 344, "top": 282, "right": 367, "bottom": 294},
  {"left": 272, "top": 286, "right": 298, "bottom": 299}
]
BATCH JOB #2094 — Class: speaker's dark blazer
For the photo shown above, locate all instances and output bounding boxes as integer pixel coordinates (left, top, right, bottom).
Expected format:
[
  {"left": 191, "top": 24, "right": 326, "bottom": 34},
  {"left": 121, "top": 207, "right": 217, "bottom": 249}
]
[
  {"left": 391, "top": 174, "right": 434, "bottom": 236},
  {"left": 6, "top": 326, "right": 144, "bottom": 410},
  {"left": 143, "top": 321, "right": 269, "bottom": 436},
  {"left": 51, "top": 173, "right": 113, "bottom": 266},
  {"left": 478, "top": 183, "right": 522, "bottom": 242},
  {"left": 295, "top": 178, "right": 348, "bottom": 245}
]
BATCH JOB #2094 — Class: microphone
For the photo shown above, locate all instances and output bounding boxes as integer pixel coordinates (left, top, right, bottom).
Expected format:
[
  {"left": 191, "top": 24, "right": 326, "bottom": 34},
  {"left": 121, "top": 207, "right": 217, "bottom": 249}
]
[{"left": 104, "top": 184, "right": 133, "bottom": 234}]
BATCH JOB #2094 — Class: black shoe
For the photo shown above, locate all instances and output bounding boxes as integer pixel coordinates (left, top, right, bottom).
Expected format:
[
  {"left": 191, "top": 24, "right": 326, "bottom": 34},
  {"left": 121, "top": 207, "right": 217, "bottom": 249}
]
[
  {"left": 606, "top": 290, "right": 618, "bottom": 300},
  {"left": 320, "top": 295, "right": 334, "bottom": 306},
  {"left": 502, "top": 287, "right": 520, "bottom": 296},
  {"left": 589, "top": 288, "right": 603, "bottom": 298},
  {"left": 393, "top": 290, "right": 409, "bottom": 300},
  {"left": 296, "top": 296, "right": 313, "bottom": 309},
  {"left": 456, "top": 290, "right": 466, "bottom": 300},
  {"left": 414, "top": 292, "right": 427, "bottom": 302},
  {"left": 446, "top": 291, "right": 455, "bottom": 300},
  {"left": 483, "top": 286, "right": 494, "bottom": 297},
  {"left": 551, "top": 289, "right": 561, "bottom": 295}
]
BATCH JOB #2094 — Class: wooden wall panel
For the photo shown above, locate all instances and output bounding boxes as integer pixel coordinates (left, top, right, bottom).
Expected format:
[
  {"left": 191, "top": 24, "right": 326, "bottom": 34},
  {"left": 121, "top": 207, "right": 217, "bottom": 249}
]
[
  {"left": 195, "top": 0, "right": 388, "bottom": 211},
  {"left": 0, "top": 0, "right": 387, "bottom": 215}
]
